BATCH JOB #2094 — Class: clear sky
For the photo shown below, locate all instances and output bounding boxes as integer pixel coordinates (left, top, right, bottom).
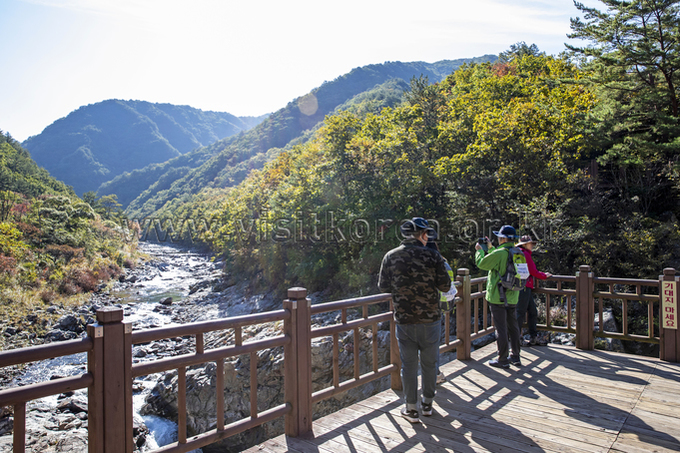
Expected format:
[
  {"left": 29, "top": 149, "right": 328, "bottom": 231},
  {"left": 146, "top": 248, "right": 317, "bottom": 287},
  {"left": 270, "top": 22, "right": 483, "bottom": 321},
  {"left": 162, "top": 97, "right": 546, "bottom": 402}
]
[{"left": 1, "top": 0, "right": 596, "bottom": 142}]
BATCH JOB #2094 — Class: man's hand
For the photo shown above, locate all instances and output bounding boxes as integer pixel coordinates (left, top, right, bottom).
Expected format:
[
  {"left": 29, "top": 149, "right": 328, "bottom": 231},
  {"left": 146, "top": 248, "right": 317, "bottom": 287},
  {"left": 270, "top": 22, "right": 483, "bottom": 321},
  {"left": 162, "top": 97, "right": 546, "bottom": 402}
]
[{"left": 545, "top": 273, "right": 553, "bottom": 278}]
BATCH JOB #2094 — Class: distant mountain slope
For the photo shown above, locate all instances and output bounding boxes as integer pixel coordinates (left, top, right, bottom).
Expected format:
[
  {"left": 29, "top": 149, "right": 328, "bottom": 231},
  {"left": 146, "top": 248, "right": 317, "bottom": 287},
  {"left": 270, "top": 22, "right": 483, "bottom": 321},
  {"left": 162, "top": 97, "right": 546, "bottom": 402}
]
[
  {"left": 22, "top": 100, "right": 267, "bottom": 195},
  {"left": 0, "top": 131, "right": 74, "bottom": 198},
  {"left": 118, "top": 56, "right": 497, "bottom": 217}
]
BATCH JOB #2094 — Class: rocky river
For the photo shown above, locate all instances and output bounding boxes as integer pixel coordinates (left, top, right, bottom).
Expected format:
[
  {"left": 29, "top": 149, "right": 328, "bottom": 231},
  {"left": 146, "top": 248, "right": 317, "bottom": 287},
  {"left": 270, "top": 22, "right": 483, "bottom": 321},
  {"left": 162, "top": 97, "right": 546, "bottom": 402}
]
[{"left": 0, "top": 242, "right": 396, "bottom": 452}]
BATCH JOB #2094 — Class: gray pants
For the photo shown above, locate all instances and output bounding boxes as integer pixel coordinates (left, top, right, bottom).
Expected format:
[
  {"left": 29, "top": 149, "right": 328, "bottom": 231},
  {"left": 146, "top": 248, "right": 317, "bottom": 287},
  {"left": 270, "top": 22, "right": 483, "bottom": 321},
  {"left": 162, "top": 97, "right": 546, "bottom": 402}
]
[
  {"left": 490, "top": 303, "right": 521, "bottom": 364},
  {"left": 396, "top": 320, "right": 440, "bottom": 410}
]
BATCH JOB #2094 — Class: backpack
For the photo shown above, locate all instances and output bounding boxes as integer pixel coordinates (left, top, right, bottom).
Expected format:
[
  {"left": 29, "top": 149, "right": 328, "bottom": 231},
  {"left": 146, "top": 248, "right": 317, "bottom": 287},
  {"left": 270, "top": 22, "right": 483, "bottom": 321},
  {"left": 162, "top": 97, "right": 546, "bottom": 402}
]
[{"left": 497, "top": 246, "right": 530, "bottom": 305}]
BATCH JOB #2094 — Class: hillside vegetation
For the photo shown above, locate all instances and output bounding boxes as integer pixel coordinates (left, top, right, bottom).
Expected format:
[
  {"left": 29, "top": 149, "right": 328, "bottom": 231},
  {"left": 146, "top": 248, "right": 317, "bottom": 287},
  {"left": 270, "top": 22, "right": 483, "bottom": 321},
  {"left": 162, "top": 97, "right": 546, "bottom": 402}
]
[
  {"left": 22, "top": 100, "right": 266, "bottom": 195},
  {"left": 197, "top": 45, "right": 680, "bottom": 296},
  {"left": 0, "top": 132, "right": 137, "bottom": 348}
]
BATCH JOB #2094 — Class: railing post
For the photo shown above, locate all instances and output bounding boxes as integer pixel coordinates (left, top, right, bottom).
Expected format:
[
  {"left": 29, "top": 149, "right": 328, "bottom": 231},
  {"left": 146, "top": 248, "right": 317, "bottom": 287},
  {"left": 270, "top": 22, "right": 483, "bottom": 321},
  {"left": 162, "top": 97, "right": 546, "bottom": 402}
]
[
  {"left": 456, "top": 268, "right": 472, "bottom": 360},
  {"left": 283, "top": 287, "right": 312, "bottom": 437},
  {"left": 389, "top": 297, "right": 402, "bottom": 391},
  {"left": 660, "top": 268, "right": 679, "bottom": 362},
  {"left": 575, "top": 265, "right": 594, "bottom": 350},
  {"left": 88, "top": 307, "right": 133, "bottom": 452}
]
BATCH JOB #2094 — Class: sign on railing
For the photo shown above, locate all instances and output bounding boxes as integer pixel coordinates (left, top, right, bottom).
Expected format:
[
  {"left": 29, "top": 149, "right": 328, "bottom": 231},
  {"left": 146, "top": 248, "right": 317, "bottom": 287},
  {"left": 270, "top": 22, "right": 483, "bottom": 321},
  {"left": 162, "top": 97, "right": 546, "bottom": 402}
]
[{"left": 662, "top": 281, "right": 678, "bottom": 330}]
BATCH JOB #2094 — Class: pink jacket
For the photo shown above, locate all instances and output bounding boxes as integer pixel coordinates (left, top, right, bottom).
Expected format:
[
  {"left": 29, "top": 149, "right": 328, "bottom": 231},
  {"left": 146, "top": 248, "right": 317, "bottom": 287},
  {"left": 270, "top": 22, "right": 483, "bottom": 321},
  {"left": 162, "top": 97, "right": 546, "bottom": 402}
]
[{"left": 520, "top": 247, "right": 548, "bottom": 289}]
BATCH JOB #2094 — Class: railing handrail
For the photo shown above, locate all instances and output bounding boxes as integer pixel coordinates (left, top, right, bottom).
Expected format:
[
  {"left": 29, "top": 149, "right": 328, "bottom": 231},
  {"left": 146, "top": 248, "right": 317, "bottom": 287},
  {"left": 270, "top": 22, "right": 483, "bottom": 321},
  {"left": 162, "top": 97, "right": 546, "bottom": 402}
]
[
  {"left": 131, "top": 334, "right": 290, "bottom": 378},
  {"left": 0, "top": 336, "right": 93, "bottom": 368},
  {"left": 131, "top": 308, "right": 290, "bottom": 344},
  {"left": 311, "top": 312, "right": 392, "bottom": 338},
  {"left": 594, "top": 276, "right": 659, "bottom": 286},
  {"left": 310, "top": 292, "right": 392, "bottom": 315},
  {"left": 0, "top": 373, "right": 94, "bottom": 406}
]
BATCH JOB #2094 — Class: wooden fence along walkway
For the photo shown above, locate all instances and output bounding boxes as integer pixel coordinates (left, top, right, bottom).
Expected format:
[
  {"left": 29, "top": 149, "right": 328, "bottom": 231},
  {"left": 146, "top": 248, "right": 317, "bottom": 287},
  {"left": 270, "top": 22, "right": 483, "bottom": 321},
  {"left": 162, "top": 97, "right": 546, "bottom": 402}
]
[
  {"left": 0, "top": 265, "right": 679, "bottom": 452},
  {"left": 247, "top": 344, "right": 680, "bottom": 453}
]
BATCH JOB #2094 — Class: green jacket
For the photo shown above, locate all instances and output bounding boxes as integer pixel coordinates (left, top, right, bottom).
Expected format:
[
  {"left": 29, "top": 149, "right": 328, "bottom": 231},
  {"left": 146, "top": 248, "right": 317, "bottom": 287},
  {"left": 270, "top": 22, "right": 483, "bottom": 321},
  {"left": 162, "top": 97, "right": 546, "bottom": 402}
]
[{"left": 475, "top": 242, "right": 520, "bottom": 305}]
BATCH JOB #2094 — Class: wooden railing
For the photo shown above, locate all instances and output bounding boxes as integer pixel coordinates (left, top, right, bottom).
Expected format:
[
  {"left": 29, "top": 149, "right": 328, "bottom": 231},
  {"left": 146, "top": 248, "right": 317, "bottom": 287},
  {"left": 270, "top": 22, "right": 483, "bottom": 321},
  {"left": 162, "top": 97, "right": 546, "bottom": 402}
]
[{"left": 0, "top": 266, "right": 678, "bottom": 452}]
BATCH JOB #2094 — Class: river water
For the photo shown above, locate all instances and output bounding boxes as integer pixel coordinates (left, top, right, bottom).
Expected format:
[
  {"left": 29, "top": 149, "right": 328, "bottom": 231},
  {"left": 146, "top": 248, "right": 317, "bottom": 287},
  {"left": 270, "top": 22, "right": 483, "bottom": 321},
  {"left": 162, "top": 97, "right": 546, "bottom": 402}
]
[{"left": 12, "top": 242, "right": 216, "bottom": 452}]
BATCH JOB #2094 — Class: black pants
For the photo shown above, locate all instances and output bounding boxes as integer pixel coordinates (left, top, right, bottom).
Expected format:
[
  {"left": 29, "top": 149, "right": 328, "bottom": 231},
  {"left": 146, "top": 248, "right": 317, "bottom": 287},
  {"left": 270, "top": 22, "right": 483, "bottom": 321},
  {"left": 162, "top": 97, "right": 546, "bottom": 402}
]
[
  {"left": 516, "top": 287, "right": 538, "bottom": 336},
  {"left": 490, "top": 303, "right": 521, "bottom": 363}
]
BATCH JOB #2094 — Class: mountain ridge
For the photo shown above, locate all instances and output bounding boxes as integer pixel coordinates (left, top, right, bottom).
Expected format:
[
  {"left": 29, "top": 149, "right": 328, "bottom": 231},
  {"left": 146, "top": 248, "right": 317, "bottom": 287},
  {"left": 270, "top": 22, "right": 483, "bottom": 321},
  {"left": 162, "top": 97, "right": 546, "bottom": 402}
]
[{"left": 22, "top": 100, "right": 267, "bottom": 195}]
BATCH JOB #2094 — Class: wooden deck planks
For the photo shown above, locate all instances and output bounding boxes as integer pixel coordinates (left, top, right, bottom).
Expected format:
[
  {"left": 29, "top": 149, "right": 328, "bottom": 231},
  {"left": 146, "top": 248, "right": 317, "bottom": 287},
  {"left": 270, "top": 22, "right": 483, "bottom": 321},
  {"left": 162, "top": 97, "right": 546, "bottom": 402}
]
[{"left": 245, "top": 344, "right": 680, "bottom": 453}]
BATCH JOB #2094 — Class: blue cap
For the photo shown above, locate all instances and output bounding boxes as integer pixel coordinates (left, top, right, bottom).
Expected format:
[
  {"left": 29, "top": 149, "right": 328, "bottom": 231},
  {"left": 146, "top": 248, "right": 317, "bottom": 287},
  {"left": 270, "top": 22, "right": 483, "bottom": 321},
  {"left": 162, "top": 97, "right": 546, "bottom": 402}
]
[
  {"left": 493, "top": 225, "right": 518, "bottom": 239},
  {"left": 400, "top": 217, "right": 429, "bottom": 235}
]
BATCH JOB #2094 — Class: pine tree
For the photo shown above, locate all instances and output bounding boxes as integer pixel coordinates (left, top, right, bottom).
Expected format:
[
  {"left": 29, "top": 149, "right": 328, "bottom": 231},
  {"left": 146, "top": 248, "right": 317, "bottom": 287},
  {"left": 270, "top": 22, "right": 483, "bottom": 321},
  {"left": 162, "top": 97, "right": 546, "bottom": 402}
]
[{"left": 567, "top": 0, "right": 680, "bottom": 215}]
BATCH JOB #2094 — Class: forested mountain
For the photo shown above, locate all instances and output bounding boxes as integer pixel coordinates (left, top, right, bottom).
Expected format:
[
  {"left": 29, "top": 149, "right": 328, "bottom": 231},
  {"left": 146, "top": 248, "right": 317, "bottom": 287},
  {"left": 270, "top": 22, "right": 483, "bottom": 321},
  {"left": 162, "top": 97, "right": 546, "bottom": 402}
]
[
  {"left": 110, "top": 57, "right": 496, "bottom": 217},
  {"left": 22, "top": 100, "right": 267, "bottom": 195}
]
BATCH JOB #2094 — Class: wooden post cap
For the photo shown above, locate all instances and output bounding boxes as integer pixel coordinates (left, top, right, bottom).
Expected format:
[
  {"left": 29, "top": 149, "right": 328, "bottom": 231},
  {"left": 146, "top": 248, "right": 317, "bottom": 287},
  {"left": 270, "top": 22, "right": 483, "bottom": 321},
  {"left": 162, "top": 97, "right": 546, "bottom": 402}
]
[
  {"left": 579, "top": 265, "right": 591, "bottom": 272},
  {"left": 287, "top": 287, "right": 307, "bottom": 300},
  {"left": 96, "top": 307, "right": 124, "bottom": 324},
  {"left": 457, "top": 268, "right": 470, "bottom": 276},
  {"left": 663, "top": 268, "right": 676, "bottom": 276}
]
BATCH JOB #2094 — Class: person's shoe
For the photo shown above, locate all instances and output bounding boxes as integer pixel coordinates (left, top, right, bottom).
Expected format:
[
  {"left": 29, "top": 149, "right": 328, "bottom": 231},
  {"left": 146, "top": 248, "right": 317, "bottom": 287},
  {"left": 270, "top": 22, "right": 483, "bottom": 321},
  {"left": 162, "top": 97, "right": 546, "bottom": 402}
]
[
  {"left": 436, "top": 372, "right": 446, "bottom": 384},
  {"left": 534, "top": 336, "right": 548, "bottom": 346},
  {"left": 529, "top": 335, "right": 538, "bottom": 346},
  {"left": 509, "top": 355, "right": 522, "bottom": 366},
  {"left": 521, "top": 337, "right": 532, "bottom": 347},
  {"left": 421, "top": 400, "right": 433, "bottom": 417},
  {"left": 400, "top": 407, "right": 420, "bottom": 424},
  {"left": 488, "top": 359, "right": 510, "bottom": 369}
]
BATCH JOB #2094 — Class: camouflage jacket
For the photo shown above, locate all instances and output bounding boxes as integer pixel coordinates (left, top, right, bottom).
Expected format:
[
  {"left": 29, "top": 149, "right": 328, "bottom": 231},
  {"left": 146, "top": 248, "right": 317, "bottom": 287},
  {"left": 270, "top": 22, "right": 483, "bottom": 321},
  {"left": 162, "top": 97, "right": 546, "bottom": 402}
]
[{"left": 378, "top": 238, "right": 451, "bottom": 324}]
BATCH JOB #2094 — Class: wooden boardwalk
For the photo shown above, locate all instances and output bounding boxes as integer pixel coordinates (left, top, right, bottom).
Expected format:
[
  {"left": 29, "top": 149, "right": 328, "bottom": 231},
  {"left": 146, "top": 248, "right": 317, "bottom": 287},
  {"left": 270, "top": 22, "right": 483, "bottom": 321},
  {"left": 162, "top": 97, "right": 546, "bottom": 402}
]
[{"left": 245, "top": 343, "right": 680, "bottom": 453}]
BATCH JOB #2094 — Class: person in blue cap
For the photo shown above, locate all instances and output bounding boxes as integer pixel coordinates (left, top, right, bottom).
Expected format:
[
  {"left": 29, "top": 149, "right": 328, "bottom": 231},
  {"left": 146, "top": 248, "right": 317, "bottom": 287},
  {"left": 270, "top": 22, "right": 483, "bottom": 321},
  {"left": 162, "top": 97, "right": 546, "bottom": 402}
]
[
  {"left": 378, "top": 217, "right": 451, "bottom": 423},
  {"left": 474, "top": 225, "right": 522, "bottom": 369}
]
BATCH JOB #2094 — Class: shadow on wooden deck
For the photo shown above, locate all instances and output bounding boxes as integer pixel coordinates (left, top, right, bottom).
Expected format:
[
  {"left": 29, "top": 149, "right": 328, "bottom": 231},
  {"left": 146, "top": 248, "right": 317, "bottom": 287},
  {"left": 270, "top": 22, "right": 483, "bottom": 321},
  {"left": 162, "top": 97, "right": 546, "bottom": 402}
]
[{"left": 246, "top": 343, "right": 680, "bottom": 453}]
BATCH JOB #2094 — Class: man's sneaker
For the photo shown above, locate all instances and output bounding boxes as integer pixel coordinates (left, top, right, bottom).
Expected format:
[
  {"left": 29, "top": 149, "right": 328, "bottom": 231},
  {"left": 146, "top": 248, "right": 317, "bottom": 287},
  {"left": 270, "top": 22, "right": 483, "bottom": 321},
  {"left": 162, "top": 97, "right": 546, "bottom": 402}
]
[
  {"left": 488, "top": 359, "right": 510, "bottom": 369},
  {"left": 436, "top": 372, "right": 446, "bottom": 384},
  {"left": 509, "top": 355, "right": 522, "bottom": 366},
  {"left": 421, "top": 400, "right": 433, "bottom": 417},
  {"left": 400, "top": 407, "right": 420, "bottom": 424}
]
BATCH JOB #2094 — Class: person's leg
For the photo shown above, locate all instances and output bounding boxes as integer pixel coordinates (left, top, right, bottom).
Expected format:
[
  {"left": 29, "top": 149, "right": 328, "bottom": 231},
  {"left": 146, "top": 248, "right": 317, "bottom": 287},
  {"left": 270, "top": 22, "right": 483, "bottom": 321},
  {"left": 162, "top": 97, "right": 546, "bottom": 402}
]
[
  {"left": 418, "top": 320, "right": 440, "bottom": 405},
  {"left": 396, "top": 323, "right": 419, "bottom": 411},
  {"left": 436, "top": 318, "right": 445, "bottom": 383},
  {"left": 507, "top": 305, "right": 521, "bottom": 359},
  {"left": 516, "top": 287, "right": 531, "bottom": 334},
  {"left": 489, "top": 304, "right": 509, "bottom": 363},
  {"left": 526, "top": 290, "right": 539, "bottom": 337}
]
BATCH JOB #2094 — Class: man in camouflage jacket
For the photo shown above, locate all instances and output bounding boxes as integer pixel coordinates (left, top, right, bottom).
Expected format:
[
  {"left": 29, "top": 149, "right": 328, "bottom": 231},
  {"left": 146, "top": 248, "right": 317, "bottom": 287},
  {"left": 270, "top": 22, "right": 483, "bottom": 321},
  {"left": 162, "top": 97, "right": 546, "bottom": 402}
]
[{"left": 378, "top": 217, "right": 451, "bottom": 423}]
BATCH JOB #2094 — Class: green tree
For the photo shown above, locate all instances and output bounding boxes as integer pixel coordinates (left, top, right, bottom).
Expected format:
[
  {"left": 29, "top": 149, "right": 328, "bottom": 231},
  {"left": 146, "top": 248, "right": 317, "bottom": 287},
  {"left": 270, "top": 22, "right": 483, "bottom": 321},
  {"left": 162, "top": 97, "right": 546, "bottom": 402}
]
[
  {"left": 499, "top": 42, "right": 543, "bottom": 62},
  {"left": 99, "top": 194, "right": 122, "bottom": 218},
  {"left": 568, "top": 0, "right": 680, "bottom": 215}
]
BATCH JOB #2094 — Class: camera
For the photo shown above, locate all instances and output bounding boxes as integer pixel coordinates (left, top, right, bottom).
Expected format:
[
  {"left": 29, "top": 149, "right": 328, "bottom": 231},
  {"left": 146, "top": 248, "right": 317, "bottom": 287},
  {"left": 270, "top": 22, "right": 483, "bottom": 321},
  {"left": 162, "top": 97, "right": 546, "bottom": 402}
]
[{"left": 477, "top": 237, "right": 489, "bottom": 252}]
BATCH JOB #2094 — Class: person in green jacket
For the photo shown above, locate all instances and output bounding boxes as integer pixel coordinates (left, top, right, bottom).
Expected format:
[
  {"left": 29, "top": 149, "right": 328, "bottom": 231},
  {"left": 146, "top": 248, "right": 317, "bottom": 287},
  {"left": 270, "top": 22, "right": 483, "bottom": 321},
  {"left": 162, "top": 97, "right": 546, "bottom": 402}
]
[{"left": 475, "top": 225, "right": 522, "bottom": 369}]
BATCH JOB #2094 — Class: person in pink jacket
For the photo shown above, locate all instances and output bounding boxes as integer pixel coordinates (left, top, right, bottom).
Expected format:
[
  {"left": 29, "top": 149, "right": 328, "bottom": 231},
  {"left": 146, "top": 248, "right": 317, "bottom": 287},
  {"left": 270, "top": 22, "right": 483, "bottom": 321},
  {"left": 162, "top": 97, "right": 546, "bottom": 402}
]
[{"left": 516, "top": 235, "right": 552, "bottom": 346}]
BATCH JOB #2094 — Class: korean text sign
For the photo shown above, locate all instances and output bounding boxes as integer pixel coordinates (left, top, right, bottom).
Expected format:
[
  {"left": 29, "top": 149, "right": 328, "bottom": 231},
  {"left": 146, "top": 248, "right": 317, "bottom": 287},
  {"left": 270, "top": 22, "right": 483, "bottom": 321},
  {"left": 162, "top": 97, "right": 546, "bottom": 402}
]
[{"left": 662, "top": 281, "right": 678, "bottom": 330}]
